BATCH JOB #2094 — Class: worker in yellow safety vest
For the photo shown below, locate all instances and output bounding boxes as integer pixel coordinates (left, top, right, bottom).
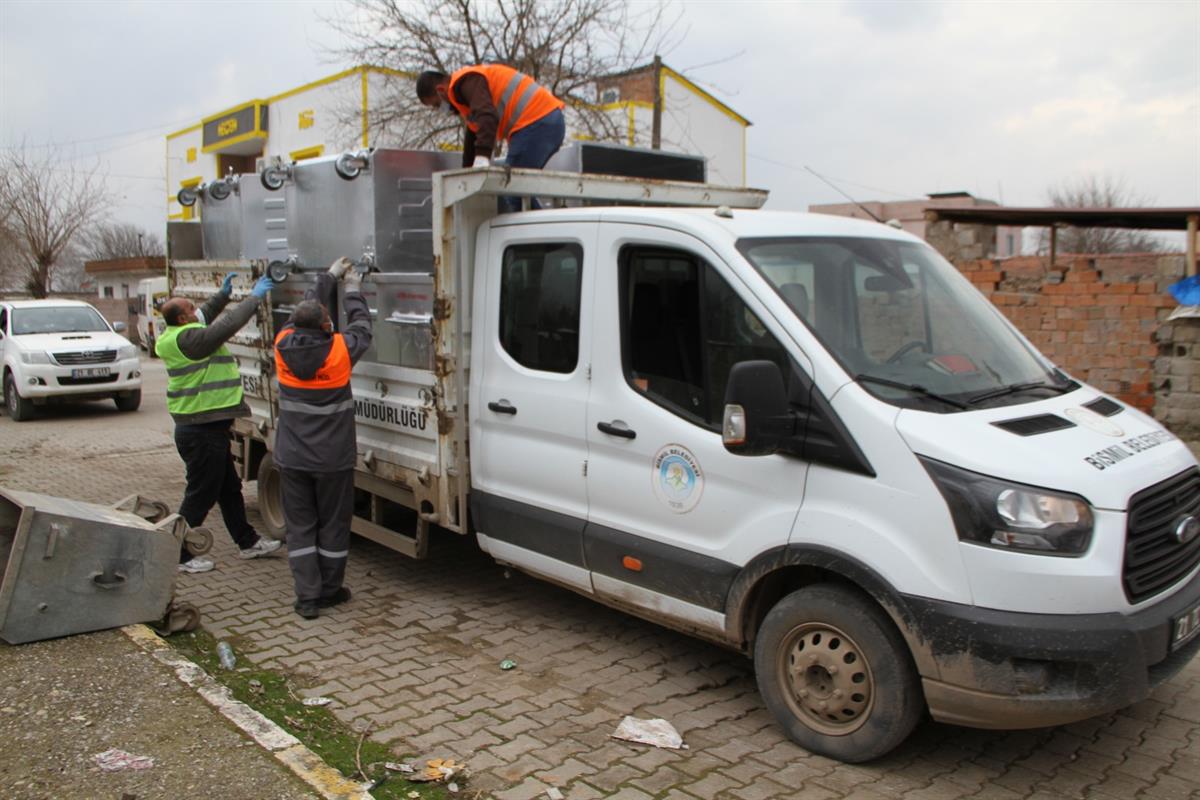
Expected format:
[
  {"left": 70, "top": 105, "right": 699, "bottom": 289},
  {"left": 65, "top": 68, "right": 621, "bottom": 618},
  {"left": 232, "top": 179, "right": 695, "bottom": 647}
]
[
  {"left": 417, "top": 64, "right": 566, "bottom": 212},
  {"left": 157, "top": 273, "right": 282, "bottom": 573}
]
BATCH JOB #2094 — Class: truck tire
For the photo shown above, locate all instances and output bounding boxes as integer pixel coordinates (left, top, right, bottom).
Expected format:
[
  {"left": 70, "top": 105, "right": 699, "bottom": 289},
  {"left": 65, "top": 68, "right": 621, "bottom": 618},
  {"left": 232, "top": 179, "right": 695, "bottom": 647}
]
[
  {"left": 256, "top": 452, "right": 288, "bottom": 539},
  {"left": 4, "top": 372, "right": 35, "bottom": 422},
  {"left": 754, "top": 583, "right": 923, "bottom": 763},
  {"left": 114, "top": 390, "right": 141, "bottom": 412}
]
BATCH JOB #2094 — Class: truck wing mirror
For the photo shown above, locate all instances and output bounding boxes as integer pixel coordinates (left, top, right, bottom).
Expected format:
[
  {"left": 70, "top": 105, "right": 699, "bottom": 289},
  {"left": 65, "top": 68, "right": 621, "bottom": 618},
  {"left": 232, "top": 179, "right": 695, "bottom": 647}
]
[{"left": 723, "top": 360, "right": 792, "bottom": 456}]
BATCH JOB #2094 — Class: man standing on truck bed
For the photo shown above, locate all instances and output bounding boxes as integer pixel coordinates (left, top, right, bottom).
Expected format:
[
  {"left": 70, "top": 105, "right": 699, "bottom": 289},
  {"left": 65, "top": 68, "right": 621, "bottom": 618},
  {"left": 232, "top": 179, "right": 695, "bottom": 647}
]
[
  {"left": 157, "top": 273, "right": 282, "bottom": 573},
  {"left": 416, "top": 64, "right": 565, "bottom": 212},
  {"left": 273, "top": 258, "right": 373, "bottom": 619}
]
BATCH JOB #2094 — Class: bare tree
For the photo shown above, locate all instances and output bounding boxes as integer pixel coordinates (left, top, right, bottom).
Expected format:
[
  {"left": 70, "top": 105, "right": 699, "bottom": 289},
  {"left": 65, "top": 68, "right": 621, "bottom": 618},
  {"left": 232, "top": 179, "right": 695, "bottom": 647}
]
[
  {"left": 0, "top": 145, "right": 107, "bottom": 297},
  {"left": 1038, "top": 174, "right": 1164, "bottom": 254},
  {"left": 81, "top": 222, "right": 165, "bottom": 261},
  {"left": 327, "top": 0, "right": 680, "bottom": 150}
]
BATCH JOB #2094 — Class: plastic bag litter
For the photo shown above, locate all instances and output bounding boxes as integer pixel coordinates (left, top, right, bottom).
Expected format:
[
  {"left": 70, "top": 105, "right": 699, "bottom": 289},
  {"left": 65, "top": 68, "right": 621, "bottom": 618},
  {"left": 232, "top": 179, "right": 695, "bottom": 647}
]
[
  {"left": 302, "top": 696, "right": 333, "bottom": 707},
  {"left": 1168, "top": 275, "right": 1200, "bottom": 306},
  {"left": 611, "top": 716, "right": 685, "bottom": 749},
  {"left": 94, "top": 748, "right": 155, "bottom": 771}
]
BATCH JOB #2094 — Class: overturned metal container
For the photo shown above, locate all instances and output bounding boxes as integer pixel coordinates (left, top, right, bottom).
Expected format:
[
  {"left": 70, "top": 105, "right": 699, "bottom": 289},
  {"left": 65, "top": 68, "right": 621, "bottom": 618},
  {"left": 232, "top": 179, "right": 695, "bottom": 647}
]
[{"left": 0, "top": 489, "right": 199, "bottom": 644}]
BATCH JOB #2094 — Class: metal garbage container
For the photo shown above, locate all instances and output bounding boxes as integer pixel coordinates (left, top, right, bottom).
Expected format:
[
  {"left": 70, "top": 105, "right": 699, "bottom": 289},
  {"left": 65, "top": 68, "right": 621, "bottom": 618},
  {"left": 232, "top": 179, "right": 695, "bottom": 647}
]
[{"left": 0, "top": 489, "right": 204, "bottom": 644}]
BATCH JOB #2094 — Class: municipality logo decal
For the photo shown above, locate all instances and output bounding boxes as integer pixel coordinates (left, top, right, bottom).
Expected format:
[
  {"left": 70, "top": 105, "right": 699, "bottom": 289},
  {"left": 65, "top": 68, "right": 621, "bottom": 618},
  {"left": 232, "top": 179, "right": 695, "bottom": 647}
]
[{"left": 652, "top": 444, "right": 704, "bottom": 514}]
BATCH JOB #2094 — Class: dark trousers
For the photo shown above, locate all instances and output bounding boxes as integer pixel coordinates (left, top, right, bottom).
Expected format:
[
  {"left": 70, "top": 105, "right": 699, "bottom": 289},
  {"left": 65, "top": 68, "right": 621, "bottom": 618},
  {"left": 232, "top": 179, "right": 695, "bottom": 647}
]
[
  {"left": 280, "top": 468, "right": 354, "bottom": 602},
  {"left": 500, "top": 108, "right": 566, "bottom": 213},
  {"left": 174, "top": 423, "right": 259, "bottom": 562}
]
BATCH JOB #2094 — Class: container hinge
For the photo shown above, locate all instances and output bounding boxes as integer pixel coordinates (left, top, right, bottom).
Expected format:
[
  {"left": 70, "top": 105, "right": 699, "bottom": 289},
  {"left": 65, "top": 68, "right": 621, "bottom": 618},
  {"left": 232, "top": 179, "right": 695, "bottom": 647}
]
[{"left": 582, "top": 460, "right": 588, "bottom": 477}]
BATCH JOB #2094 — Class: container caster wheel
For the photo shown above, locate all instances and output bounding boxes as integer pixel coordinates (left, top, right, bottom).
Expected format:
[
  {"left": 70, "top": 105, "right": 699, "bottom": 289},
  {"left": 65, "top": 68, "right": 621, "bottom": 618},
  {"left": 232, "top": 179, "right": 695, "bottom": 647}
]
[
  {"left": 185, "top": 526, "right": 213, "bottom": 557},
  {"left": 152, "top": 602, "right": 201, "bottom": 636}
]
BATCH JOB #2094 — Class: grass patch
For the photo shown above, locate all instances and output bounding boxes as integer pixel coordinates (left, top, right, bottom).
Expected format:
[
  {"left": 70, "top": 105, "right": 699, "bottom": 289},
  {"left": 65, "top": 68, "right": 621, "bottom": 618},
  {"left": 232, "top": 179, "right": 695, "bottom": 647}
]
[{"left": 168, "top": 630, "right": 454, "bottom": 800}]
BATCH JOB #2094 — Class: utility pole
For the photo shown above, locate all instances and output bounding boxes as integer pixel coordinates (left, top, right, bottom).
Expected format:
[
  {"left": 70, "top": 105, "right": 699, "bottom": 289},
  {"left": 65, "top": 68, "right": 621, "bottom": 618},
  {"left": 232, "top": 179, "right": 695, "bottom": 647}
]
[{"left": 651, "top": 55, "right": 662, "bottom": 150}]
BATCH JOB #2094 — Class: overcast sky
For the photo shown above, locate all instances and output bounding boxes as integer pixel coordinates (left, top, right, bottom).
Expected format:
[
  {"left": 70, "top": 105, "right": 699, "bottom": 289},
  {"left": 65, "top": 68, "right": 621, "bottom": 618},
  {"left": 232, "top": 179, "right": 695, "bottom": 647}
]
[{"left": 1, "top": 0, "right": 1196, "bottom": 239}]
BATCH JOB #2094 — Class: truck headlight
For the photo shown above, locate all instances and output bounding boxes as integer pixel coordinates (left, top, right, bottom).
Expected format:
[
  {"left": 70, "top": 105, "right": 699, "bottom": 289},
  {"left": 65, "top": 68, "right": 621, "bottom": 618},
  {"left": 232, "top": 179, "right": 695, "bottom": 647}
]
[
  {"left": 18, "top": 351, "right": 50, "bottom": 364},
  {"left": 118, "top": 345, "right": 138, "bottom": 360},
  {"left": 920, "top": 456, "right": 1093, "bottom": 556}
]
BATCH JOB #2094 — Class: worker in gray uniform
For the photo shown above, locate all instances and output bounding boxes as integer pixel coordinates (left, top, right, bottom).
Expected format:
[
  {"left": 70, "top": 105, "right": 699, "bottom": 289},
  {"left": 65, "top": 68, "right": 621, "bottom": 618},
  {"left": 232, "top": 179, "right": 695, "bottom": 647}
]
[{"left": 272, "top": 258, "right": 373, "bottom": 618}]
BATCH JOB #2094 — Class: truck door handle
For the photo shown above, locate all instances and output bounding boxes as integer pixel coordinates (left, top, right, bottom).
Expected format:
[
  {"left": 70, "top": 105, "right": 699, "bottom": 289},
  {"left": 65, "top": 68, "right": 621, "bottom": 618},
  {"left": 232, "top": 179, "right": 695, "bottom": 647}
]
[
  {"left": 488, "top": 400, "right": 517, "bottom": 415},
  {"left": 597, "top": 421, "right": 636, "bottom": 439}
]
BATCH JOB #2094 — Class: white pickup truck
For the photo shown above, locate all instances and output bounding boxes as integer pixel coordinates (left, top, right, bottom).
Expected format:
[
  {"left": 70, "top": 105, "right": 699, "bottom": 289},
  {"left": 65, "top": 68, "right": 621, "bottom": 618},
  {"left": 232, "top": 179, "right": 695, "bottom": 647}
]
[
  {"left": 1, "top": 298, "right": 142, "bottom": 421},
  {"left": 170, "top": 163, "right": 1200, "bottom": 762}
]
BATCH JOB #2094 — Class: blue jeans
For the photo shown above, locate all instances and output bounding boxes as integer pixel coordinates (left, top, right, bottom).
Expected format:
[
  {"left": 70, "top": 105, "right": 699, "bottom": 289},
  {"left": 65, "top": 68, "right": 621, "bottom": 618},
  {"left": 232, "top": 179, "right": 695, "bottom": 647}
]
[{"left": 500, "top": 108, "right": 565, "bottom": 213}]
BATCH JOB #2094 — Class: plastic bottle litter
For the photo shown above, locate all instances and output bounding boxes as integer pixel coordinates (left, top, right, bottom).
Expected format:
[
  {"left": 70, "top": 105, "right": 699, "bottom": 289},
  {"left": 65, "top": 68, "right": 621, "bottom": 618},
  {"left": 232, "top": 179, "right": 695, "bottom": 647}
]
[{"left": 216, "top": 641, "right": 237, "bottom": 670}]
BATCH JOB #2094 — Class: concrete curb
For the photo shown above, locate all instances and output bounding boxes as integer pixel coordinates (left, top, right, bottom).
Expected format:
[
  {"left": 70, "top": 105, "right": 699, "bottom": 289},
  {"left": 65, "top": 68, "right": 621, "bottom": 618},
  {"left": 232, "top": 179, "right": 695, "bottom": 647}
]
[{"left": 122, "top": 624, "right": 375, "bottom": 800}]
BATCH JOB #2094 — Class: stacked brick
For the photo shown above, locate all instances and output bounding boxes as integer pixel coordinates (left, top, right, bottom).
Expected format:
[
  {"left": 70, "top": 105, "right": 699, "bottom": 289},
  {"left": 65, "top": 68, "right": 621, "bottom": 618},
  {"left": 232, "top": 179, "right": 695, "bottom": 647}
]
[{"left": 955, "top": 255, "right": 1190, "bottom": 440}]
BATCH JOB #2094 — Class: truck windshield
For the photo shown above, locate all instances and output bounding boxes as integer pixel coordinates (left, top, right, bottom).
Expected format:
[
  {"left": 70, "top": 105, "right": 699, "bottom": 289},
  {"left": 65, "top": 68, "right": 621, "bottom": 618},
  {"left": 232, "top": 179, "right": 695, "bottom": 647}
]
[
  {"left": 736, "top": 236, "right": 1072, "bottom": 412},
  {"left": 11, "top": 306, "right": 109, "bottom": 335}
]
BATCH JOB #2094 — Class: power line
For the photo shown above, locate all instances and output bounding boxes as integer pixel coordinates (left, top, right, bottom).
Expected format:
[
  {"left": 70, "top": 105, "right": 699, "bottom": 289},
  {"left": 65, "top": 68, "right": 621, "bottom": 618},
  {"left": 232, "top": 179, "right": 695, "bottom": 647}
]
[
  {"left": 0, "top": 114, "right": 198, "bottom": 152},
  {"left": 747, "top": 153, "right": 914, "bottom": 199}
]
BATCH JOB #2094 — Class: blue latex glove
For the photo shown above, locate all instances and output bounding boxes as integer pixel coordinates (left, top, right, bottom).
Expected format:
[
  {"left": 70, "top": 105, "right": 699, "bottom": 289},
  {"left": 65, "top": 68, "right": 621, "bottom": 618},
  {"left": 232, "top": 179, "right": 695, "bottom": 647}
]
[
  {"left": 250, "top": 276, "right": 276, "bottom": 299},
  {"left": 220, "top": 273, "right": 236, "bottom": 296}
]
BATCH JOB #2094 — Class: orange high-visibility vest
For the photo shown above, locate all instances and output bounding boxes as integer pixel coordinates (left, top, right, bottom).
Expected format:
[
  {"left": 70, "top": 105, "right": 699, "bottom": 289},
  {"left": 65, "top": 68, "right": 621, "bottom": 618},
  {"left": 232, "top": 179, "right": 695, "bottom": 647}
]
[
  {"left": 447, "top": 64, "right": 564, "bottom": 141},
  {"left": 274, "top": 330, "right": 351, "bottom": 390}
]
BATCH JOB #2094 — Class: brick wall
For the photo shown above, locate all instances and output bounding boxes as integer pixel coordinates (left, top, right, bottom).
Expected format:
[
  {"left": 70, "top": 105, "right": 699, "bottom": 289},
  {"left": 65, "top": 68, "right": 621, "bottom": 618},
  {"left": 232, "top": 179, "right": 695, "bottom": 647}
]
[{"left": 956, "top": 253, "right": 1199, "bottom": 451}]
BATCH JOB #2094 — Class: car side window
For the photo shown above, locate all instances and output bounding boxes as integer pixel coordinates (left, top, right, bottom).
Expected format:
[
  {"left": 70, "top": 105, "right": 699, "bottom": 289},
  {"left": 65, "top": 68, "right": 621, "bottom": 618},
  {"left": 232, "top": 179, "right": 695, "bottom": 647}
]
[
  {"left": 499, "top": 242, "right": 583, "bottom": 374},
  {"left": 0, "top": 308, "right": 6, "bottom": 337},
  {"left": 621, "top": 246, "right": 795, "bottom": 430}
]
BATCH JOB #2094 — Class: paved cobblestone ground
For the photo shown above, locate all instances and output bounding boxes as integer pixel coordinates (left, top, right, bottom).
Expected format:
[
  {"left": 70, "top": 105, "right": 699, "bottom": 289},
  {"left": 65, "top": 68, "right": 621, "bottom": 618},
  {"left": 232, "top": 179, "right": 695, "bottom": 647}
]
[{"left": 1, "top": 360, "right": 1198, "bottom": 799}]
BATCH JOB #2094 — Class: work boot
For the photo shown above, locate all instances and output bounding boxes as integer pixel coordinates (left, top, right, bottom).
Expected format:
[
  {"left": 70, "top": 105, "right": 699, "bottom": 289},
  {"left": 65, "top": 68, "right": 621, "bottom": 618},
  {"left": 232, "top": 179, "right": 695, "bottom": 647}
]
[
  {"left": 239, "top": 537, "right": 282, "bottom": 559},
  {"left": 293, "top": 600, "right": 319, "bottom": 620},
  {"left": 318, "top": 586, "right": 352, "bottom": 608}
]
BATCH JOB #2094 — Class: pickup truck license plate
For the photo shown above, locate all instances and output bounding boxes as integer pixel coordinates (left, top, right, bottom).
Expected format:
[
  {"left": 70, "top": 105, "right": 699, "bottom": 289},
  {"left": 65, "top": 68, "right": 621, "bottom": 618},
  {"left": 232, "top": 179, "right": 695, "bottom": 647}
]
[
  {"left": 71, "top": 367, "right": 110, "bottom": 379},
  {"left": 1173, "top": 602, "right": 1200, "bottom": 650}
]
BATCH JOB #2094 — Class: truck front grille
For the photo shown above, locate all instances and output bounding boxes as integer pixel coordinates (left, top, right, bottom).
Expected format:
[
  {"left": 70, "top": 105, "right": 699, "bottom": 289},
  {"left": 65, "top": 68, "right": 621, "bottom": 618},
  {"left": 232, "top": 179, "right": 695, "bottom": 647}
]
[
  {"left": 1123, "top": 467, "right": 1200, "bottom": 604},
  {"left": 53, "top": 350, "right": 117, "bottom": 365}
]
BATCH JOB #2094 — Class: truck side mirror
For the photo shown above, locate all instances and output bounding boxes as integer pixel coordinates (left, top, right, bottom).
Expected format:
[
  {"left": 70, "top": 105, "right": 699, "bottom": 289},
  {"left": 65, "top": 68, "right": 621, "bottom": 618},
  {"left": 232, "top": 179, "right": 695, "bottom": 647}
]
[
  {"left": 112, "top": 321, "right": 127, "bottom": 333},
  {"left": 723, "top": 360, "right": 792, "bottom": 456}
]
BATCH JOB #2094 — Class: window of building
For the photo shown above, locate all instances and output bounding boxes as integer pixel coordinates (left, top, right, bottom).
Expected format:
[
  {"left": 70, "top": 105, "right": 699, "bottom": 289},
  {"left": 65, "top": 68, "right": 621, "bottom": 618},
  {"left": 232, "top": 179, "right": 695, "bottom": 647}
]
[
  {"left": 621, "top": 246, "right": 794, "bottom": 429},
  {"left": 103, "top": 286, "right": 114, "bottom": 298},
  {"left": 499, "top": 242, "right": 583, "bottom": 373},
  {"left": 121, "top": 284, "right": 129, "bottom": 298}
]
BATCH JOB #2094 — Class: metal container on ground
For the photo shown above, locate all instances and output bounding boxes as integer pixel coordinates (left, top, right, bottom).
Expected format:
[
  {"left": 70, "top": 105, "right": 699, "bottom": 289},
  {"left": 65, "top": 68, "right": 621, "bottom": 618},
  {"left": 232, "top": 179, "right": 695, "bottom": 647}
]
[{"left": 0, "top": 489, "right": 189, "bottom": 644}]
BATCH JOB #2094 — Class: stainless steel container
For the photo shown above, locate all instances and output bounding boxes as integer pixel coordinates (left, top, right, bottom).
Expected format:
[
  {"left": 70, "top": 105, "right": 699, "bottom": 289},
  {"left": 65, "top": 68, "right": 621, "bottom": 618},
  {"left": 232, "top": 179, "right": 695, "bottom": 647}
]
[
  {"left": 339, "top": 274, "right": 435, "bottom": 370},
  {"left": 200, "top": 177, "right": 288, "bottom": 262},
  {"left": 0, "top": 489, "right": 184, "bottom": 644},
  {"left": 273, "top": 149, "right": 459, "bottom": 274}
]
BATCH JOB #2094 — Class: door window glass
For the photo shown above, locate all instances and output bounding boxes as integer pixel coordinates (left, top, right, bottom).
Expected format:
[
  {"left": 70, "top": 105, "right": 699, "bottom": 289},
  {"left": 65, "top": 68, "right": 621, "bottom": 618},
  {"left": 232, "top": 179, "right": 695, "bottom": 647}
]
[
  {"left": 499, "top": 242, "right": 583, "bottom": 373},
  {"left": 622, "top": 246, "right": 793, "bottom": 429}
]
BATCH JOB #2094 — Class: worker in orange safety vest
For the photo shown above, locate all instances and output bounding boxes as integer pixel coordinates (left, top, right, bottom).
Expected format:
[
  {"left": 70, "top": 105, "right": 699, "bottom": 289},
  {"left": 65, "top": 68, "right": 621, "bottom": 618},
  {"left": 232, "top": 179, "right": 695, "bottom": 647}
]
[{"left": 417, "top": 64, "right": 566, "bottom": 212}]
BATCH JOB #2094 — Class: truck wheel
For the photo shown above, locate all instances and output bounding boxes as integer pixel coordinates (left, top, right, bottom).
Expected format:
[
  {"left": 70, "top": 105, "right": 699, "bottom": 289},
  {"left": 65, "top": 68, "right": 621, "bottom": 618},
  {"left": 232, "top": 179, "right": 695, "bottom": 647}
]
[
  {"left": 114, "top": 390, "right": 141, "bottom": 412},
  {"left": 4, "top": 372, "right": 35, "bottom": 422},
  {"left": 256, "top": 452, "right": 288, "bottom": 539},
  {"left": 754, "top": 584, "right": 923, "bottom": 763}
]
